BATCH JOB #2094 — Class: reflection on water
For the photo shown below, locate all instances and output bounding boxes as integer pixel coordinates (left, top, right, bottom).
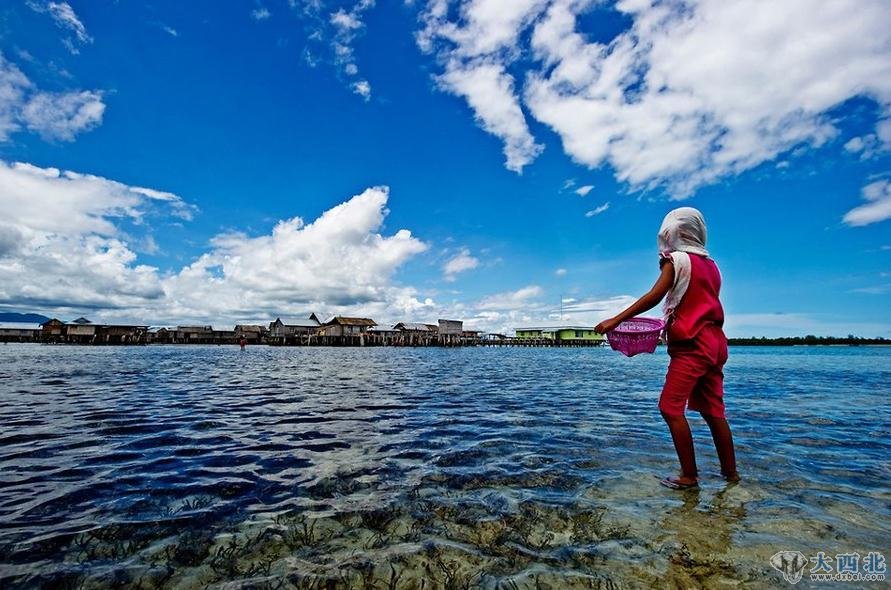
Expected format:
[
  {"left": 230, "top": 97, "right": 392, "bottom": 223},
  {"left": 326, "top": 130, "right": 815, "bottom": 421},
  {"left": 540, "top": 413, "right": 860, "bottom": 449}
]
[{"left": 0, "top": 345, "right": 888, "bottom": 588}]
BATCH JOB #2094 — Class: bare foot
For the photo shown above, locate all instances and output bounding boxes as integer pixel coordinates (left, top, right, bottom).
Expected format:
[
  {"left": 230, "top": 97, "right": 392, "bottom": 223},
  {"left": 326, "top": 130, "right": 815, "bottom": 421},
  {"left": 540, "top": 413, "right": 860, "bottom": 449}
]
[{"left": 722, "top": 471, "right": 740, "bottom": 483}]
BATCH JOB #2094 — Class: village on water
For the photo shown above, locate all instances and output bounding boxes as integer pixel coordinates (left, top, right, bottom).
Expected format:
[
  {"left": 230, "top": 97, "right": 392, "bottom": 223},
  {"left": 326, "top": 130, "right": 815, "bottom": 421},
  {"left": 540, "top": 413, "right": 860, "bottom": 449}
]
[{"left": 0, "top": 314, "right": 607, "bottom": 347}]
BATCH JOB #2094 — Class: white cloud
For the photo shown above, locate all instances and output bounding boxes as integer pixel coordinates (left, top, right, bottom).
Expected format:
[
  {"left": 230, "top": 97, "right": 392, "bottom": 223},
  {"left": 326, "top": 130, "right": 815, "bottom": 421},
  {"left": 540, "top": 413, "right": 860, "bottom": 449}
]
[
  {"left": 419, "top": 1, "right": 547, "bottom": 172},
  {"left": 554, "top": 267, "right": 567, "bottom": 276},
  {"left": 48, "top": 1, "right": 91, "bottom": 43},
  {"left": 843, "top": 179, "right": 891, "bottom": 227},
  {"left": 351, "top": 79, "right": 371, "bottom": 101},
  {"left": 585, "top": 202, "right": 610, "bottom": 217},
  {"left": 574, "top": 184, "right": 593, "bottom": 196},
  {"left": 330, "top": 9, "right": 362, "bottom": 30},
  {"left": 526, "top": 0, "right": 891, "bottom": 194},
  {"left": 0, "top": 53, "right": 105, "bottom": 142},
  {"left": 162, "top": 186, "right": 429, "bottom": 321},
  {"left": 438, "top": 60, "right": 543, "bottom": 171},
  {"left": 321, "top": 0, "right": 376, "bottom": 98},
  {"left": 844, "top": 134, "right": 883, "bottom": 159},
  {"left": 0, "top": 56, "right": 30, "bottom": 140},
  {"left": 0, "top": 161, "right": 193, "bottom": 236},
  {"left": 418, "top": 0, "right": 891, "bottom": 194},
  {"left": 844, "top": 136, "right": 865, "bottom": 153},
  {"left": 21, "top": 90, "right": 105, "bottom": 141},
  {"left": 252, "top": 7, "right": 272, "bottom": 21},
  {"left": 418, "top": 0, "right": 547, "bottom": 57},
  {"left": 0, "top": 162, "right": 433, "bottom": 324},
  {"left": 443, "top": 247, "right": 479, "bottom": 280},
  {"left": 162, "top": 25, "right": 178, "bottom": 37},
  {"left": 28, "top": 1, "right": 93, "bottom": 53},
  {"left": 0, "top": 161, "right": 189, "bottom": 309}
]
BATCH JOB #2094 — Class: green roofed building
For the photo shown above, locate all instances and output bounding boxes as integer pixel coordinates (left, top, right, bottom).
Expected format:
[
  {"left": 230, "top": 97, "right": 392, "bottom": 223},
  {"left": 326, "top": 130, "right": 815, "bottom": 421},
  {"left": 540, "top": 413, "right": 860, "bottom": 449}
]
[{"left": 514, "top": 326, "right": 605, "bottom": 342}]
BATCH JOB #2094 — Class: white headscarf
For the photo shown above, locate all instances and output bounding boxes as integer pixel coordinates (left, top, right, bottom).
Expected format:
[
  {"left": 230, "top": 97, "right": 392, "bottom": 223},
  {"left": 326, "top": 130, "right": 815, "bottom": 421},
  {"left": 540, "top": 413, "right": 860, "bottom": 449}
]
[{"left": 658, "top": 207, "right": 710, "bottom": 320}]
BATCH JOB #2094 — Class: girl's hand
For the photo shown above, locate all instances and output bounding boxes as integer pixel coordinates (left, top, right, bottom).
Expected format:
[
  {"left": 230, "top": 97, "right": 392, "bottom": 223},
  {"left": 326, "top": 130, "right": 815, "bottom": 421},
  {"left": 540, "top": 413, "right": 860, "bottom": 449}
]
[{"left": 594, "top": 317, "right": 621, "bottom": 334}]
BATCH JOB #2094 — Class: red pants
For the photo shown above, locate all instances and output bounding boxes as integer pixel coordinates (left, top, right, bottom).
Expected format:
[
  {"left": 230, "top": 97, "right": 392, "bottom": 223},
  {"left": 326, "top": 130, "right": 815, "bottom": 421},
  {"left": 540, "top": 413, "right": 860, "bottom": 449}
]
[{"left": 659, "top": 324, "right": 728, "bottom": 418}]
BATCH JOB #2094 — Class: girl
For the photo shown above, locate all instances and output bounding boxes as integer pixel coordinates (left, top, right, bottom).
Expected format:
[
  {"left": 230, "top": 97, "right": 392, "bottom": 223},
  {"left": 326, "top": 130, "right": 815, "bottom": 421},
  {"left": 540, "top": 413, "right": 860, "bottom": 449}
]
[{"left": 594, "top": 207, "right": 738, "bottom": 489}]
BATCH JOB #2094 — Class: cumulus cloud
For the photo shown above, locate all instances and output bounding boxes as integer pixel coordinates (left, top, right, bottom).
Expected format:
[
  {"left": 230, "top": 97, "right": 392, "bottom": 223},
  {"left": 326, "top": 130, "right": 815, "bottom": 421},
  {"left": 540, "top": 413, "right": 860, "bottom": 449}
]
[
  {"left": 554, "top": 267, "right": 567, "bottom": 276},
  {"left": 0, "top": 53, "right": 105, "bottom": 142},
  {"left": 443, "top": 247, "right": 479, "bottom": 280},
  {"left": 0, "top": 161, "right": 189, "bottom": 309},
  {"left": 418, "top": 0, "right": 891, "bottom": 194},
  {"left": 162, "top": 186, "right": 430, "bottom": 321},
  {"left": 28, "top": 1, "right": 93, "bottom": 53},
  {"left": 843, "top": 179, "right": 891, "bottom": 227},
  {"left": 0, "top": 161, "right": 435, "bottom": 324}
]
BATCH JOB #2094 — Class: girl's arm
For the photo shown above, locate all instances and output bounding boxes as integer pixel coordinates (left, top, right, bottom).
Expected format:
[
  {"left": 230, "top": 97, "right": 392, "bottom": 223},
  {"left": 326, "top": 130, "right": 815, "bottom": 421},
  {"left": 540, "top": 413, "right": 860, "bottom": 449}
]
[{"left": 594, "top": 260, "right": 675, "bottom": 334}]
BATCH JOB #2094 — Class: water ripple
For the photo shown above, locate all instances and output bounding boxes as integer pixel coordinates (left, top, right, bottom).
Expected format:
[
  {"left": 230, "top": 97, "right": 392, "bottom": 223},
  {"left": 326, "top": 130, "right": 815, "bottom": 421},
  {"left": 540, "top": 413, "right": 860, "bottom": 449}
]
[{"left": 0, "top": 344, "right": 888, "bottom": 588}]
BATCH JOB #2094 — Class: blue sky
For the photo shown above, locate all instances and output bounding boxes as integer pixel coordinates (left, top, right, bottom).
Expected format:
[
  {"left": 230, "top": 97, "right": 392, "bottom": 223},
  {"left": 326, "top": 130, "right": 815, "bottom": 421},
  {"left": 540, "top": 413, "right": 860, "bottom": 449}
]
[{"left": 0, "top": 0, "right": 889, "bottom": 336}]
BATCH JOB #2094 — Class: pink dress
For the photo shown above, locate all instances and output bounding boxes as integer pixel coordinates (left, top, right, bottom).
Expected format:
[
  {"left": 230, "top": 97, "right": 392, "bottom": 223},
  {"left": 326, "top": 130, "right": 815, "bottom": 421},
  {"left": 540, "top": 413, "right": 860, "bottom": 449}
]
[{"left": 659, "top": 254, "right": 729, "bottom": 418}]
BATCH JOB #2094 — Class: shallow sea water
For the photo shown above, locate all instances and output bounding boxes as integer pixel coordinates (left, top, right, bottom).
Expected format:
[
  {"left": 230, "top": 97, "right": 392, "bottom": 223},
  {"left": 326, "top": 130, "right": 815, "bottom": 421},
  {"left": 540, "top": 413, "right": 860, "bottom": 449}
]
[{"left": 0, "top": 344, "right": 888, "bottom": 589}]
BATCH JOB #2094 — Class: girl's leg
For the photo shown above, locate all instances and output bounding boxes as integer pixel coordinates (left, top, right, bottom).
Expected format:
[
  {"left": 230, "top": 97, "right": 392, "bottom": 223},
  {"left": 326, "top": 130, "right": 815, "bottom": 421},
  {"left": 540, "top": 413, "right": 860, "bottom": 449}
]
[
  {"left": 661, "top": 411, "right": 698, "bottom": 481},
  {"left": 702, "top": 414, "right": 738, "bottom": 480}
]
